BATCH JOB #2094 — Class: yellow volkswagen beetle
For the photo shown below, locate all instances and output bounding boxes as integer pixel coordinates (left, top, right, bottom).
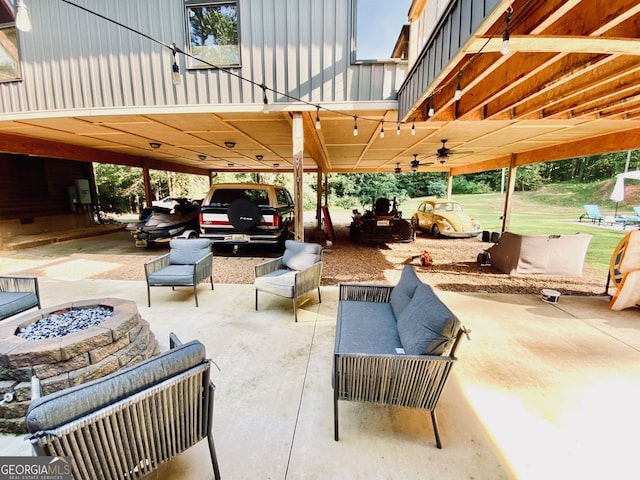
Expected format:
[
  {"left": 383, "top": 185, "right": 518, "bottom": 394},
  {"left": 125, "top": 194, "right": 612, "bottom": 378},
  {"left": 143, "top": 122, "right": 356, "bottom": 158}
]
[{"left": 412, "top": 199, "right": 481, "bottom": 238}]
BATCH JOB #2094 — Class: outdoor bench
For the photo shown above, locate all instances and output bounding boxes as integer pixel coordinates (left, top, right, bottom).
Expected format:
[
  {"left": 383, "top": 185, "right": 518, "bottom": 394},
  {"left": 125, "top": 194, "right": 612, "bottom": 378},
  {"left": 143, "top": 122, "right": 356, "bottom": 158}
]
[
  {"left": 0, "top": 275, "right": 41, "bottom": 321},
  {"left": 333, "top": 265, "right": 468, "bottom": 448},
  {"left": 26, "top": 333, "right": 221, "bottom": 480}
]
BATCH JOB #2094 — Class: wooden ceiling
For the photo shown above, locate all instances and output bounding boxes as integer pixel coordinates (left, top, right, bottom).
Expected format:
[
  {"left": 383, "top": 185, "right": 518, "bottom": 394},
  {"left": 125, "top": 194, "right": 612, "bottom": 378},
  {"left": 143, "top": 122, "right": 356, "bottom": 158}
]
[{"left": 0, "top": 0, "right": 639, "bottom": 177}]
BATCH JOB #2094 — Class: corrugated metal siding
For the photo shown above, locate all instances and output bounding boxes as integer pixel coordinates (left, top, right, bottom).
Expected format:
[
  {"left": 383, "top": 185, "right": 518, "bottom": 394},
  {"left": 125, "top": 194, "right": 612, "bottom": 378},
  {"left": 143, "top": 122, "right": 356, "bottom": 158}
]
[
  {"left": 1, "top": 0, "right": 406, "bottom": 115},
  {"left": 398, "top": 0, "right": 501, "bottom": 119}
]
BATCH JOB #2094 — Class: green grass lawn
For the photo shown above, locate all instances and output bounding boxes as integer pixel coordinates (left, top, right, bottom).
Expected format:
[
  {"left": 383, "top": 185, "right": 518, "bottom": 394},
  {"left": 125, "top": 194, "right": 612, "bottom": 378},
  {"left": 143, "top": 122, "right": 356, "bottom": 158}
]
[{"left": 330, "top": 191, "right": 631, "bottom": 275}]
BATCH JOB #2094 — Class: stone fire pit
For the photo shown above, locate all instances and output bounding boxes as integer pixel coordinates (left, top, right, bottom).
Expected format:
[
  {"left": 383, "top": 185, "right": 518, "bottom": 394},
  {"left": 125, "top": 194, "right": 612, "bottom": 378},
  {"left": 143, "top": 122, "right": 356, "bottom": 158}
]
[{"left": 0, "top": 298, "right": 159, "bottom": 433}]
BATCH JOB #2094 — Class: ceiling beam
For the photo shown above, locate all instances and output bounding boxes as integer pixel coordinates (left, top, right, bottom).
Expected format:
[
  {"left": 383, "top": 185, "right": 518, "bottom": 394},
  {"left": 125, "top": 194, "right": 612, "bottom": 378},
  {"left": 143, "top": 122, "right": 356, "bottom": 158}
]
[
  {"left": 0, "top": 132, "right": 209, "bottom": 176},
  {"left": 468, "top": 35, "right": 640, "bottom": 56}
]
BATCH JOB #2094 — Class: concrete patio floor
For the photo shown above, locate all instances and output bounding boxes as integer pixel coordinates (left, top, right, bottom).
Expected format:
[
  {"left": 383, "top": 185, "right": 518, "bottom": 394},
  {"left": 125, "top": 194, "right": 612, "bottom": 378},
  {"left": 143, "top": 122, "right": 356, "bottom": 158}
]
[{"left": 1, "top": 273, "right": 640, "bottom": 479}]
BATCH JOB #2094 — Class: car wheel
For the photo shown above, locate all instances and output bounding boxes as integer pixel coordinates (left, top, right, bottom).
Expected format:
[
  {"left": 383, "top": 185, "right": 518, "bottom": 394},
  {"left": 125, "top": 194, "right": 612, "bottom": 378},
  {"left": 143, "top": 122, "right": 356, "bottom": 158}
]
[
  {"left": 228, "top": 198, "right": 261, "bottom": 232},
  {"left": 431, "top": 224, "right": 441, "bottom": 238}
]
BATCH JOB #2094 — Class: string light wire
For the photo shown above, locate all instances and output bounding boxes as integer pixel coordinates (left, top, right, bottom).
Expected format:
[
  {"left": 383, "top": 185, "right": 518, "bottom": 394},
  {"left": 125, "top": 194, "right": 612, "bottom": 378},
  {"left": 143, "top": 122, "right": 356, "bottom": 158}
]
[{"left": 57, "top": 0, "right": 523, "bottom": 135}]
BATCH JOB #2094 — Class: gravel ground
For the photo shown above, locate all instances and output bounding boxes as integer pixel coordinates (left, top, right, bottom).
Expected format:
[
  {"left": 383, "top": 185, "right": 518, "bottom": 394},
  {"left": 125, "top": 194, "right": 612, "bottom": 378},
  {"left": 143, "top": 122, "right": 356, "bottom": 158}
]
[{"left": 1, "top": 217, "right": 608, "bottom": 297}]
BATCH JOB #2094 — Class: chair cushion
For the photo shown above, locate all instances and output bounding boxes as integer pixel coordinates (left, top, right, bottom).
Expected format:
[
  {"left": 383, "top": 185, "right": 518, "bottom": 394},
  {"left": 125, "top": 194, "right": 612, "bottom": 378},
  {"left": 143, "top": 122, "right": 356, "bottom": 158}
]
[
  {"left": 335, "top": 301, "right": 401, "bottom": 355},
  {"left": 26, "top": 340, "right": 207, "bottom": 432},
  {"left": 0, "top": 292, "right": 38, "bottom": 320},
  {"left": 147, "top": 265, "right": 195, "bottom": 285},
  {"left": 169, "top": 238, "right": 211, "bottom": 265},
  {"left": 396, "top": 284, "right": 460, "bottom": 355},
  {"left": 389, "top": 265, "right": 422, "bottom": 319},
  {"left": 254, "top": 269, "right": 297, "bottom": 298},
  {"left": 282, "top": 240, "right": 322, "bottom": 271}
]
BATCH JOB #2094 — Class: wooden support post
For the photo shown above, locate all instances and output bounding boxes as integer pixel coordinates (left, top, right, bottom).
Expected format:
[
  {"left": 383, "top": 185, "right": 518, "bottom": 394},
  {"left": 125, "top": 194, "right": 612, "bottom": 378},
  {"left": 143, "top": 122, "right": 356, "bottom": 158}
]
[
  {"left": 293, "top": 112, "right": 304, "bottom": 241},
  {"left": 501, "top": 154, "right": 517, "bottom": 233},
  {"left": 446, "top": 172, "right": 453, "bottom": 199},
  {"left": 316, "top": 166, "right": 323, "bottom": 229}
]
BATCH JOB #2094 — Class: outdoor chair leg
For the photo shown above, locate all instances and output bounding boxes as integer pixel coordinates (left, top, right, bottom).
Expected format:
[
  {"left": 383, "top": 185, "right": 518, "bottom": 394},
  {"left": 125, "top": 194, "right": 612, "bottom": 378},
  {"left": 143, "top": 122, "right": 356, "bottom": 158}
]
[
  {"left": 334, "top": 394, "right": 339, "bottom": 441},
  {"left": 210, "top": 275, "right": 214, "bottom": 290},
  {"left": 147, "top": 285, "right": 151, "bottom": 308},
  {"left": 255, "top": 290, "right": 258, "bottom": 310},
  {"left": 293, "top": 299, "right": 297, "bottom": 322},
  {"left": 194, "top": 285, "right": 199, "bottom": 307},
  {"left": 317, "top": 287, "right": 322, "bottom": 304},
  {"left": 430, "top": 410, "right": 442, "bottom": 449}
]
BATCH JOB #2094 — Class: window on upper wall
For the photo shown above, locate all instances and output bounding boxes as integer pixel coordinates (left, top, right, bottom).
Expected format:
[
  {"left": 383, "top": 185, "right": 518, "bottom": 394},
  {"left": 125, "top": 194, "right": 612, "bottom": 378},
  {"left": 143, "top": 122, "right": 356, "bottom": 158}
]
[
  {"left": 0, "top": 0, "right": 21, "bottom": 82},
  {"left": 355, "top": 0, "right": 411, "bottom": 62},
  {"left": 184, "top": 1, "right": 240, "bottom": 69}
]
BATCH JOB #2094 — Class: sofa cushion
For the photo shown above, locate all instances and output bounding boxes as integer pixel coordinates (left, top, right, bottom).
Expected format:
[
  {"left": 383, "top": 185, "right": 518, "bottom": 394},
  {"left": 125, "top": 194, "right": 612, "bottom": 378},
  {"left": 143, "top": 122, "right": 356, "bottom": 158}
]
[
  {"left": 0, "top": 292, "right": 39, "bottom": 320},
  {"left": 397, "top": 284, "right": 460, "bottom": 355},
  {"left": 147, "top": 265, "right": 196, "bottom": 285},
  {"left": 335, "top": 301, "right": 401, "bottom": 355},
  {"left": 254, "top": 269, "right": 297, "bottom": 298},
  {"left": 390, "top": 265, "right": 422, "bottom": 319},
  {"left": 26, "top": 340, "right": 207, "bottom": 433},
  {"left": 282, "top": 240, "right": 322, "bottom": 271},
  {"left": 169, "top": 238, "right": 211, "bottom": 265}
]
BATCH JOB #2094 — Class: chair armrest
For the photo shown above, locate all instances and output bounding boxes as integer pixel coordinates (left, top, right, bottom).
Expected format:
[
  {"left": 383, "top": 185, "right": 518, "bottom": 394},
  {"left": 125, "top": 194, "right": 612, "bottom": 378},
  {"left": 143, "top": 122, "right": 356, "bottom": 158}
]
[
  {"left": 144, "top": 254, "right": 170, "bottom": 277},
  {"left": 255, "top": 257, "right": 284, "bottom": 278},
  {"left": 339, "top": 283, "right": 393, "bottom": 302},
  {"left": 194, "top": 253, "right": 213, "bottom": 283},
  {"left": 294, "top": 261, "right": 323, "bottom": 296}
]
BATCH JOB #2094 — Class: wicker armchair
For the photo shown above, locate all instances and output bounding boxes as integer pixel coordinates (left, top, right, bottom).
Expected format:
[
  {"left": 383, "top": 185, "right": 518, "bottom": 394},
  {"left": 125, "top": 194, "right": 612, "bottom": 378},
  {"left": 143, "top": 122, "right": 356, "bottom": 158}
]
[
  {"left": 144, "top": 238, "right": 213, "bottom": 307},
  {"left": 0, "top": 275, "right": 41, "bottom": 320},
  {"left": 254, "top": 240, "right": 323, "bottom": 322},
  {"left": 27, "top": 333, "right": 220, "bottom": 480}
]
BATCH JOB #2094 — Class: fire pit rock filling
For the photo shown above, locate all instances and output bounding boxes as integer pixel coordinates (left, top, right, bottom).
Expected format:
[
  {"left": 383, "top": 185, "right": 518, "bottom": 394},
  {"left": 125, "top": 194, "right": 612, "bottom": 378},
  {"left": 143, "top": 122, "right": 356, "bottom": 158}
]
[{"left": 0, "top": 298, "right": 159, "bottom": 433}]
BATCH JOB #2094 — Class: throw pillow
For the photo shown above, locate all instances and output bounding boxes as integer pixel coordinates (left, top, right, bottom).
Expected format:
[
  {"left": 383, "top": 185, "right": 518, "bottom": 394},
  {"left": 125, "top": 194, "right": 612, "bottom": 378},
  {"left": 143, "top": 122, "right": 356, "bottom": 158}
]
[
  {"left": 390, "top": 265, "right": 422, "bottom": 319},
  {"left": 282, "top": 240, "right": 322, "bottom": 271},
  {"left": 397, "top": 284, "right": 460, "bottom": 355}
]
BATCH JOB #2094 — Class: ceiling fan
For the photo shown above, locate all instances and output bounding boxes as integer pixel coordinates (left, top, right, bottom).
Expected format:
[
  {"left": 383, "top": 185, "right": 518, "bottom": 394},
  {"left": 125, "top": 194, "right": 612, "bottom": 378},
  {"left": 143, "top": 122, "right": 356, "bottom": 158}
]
[{"left": 432, "top": 139, "right": 473, "bottom": 163}]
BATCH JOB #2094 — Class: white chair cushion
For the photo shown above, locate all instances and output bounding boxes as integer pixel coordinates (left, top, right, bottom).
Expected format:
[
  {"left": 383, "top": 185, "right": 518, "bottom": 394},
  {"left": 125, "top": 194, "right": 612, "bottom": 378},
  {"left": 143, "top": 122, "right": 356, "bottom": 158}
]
[{"left": 254, "top": 269, "right": 297, "bottom": 298}]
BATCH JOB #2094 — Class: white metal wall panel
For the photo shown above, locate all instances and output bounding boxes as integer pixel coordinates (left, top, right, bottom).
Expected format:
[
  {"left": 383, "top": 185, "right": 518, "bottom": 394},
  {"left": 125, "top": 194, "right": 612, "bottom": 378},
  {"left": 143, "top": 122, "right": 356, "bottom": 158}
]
[
  {"left": 1, "top": 0, "right": 407, "bottom": 115},
  {"left": 398, "top": 0, "right": 501, "bottom": 120}
]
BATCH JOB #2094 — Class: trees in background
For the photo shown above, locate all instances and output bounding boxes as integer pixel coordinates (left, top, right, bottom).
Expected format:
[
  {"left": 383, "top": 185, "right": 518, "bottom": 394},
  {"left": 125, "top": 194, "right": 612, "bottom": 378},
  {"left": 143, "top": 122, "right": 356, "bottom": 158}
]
[{"left": 93, "top": 150, "right": 638, "bottom": 214}]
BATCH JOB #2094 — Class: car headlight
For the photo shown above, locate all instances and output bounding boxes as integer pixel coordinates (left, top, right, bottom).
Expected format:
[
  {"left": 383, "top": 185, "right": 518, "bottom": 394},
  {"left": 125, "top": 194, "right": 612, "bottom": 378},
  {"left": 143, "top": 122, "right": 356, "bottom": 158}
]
[
  {"left": 439, "top": 220, "right": 452, "bottom": 231},
  {"left": 169, "top": 228, "right": 180, "bottom": 235}
]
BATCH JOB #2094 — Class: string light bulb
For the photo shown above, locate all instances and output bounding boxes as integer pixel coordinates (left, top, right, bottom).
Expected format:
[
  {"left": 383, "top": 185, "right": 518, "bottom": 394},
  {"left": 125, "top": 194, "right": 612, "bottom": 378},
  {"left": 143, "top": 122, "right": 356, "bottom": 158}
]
[
  {"left": 261, "top": 84, "right": 269, "bottom": 114},
  {"left": 171, "top": 43, "right": 182, "bottom": 86},
  {"left": 454, "top": 72, "right": 462, "bottom": 101},
  {"left": 502, "top": 9, "right": 512, "bottom": 56},
  {"left": 411, "top": 120, "right": 416, "bottom": 136},
  {"left": 396, "top": 123, "right": 401, "bottom": 135},
  {"left": 315, "top": 106, "right": 321, "bottom": 129},
  {"left": 379, "top": 120, "right": 385, "bottom": 139},
  {"left": 428, "top": 97, "right": 435, "bottom": 117},
  {"left": 394, "top": 163, "right": 401, "bottom": 176},
  {"left": 353, "top": 116, "right": 358, "bottom": 136},
  {"left": 16, "top": 0, "right": 32, "bottom": 32}
]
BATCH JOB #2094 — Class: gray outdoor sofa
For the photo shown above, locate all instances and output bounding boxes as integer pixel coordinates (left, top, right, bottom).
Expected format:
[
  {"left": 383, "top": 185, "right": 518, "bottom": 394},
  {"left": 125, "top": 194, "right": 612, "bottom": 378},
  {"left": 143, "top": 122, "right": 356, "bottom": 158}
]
[
  {"left": 0, "top": 275, "right": 41, "bottom": 321},
  {"left": 333, "top": 265, "right": 469, "bottom": 448},
  {"left": 26, "top": 333, "right": 220, "bottom": 480}
]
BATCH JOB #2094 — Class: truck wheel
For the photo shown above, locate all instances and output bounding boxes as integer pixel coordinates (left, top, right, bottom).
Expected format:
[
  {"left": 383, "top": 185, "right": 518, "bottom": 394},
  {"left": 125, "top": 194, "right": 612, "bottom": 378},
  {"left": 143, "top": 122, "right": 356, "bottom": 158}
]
[{"left": 228, "top": 198, "right": 260, "bottom": 232}]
